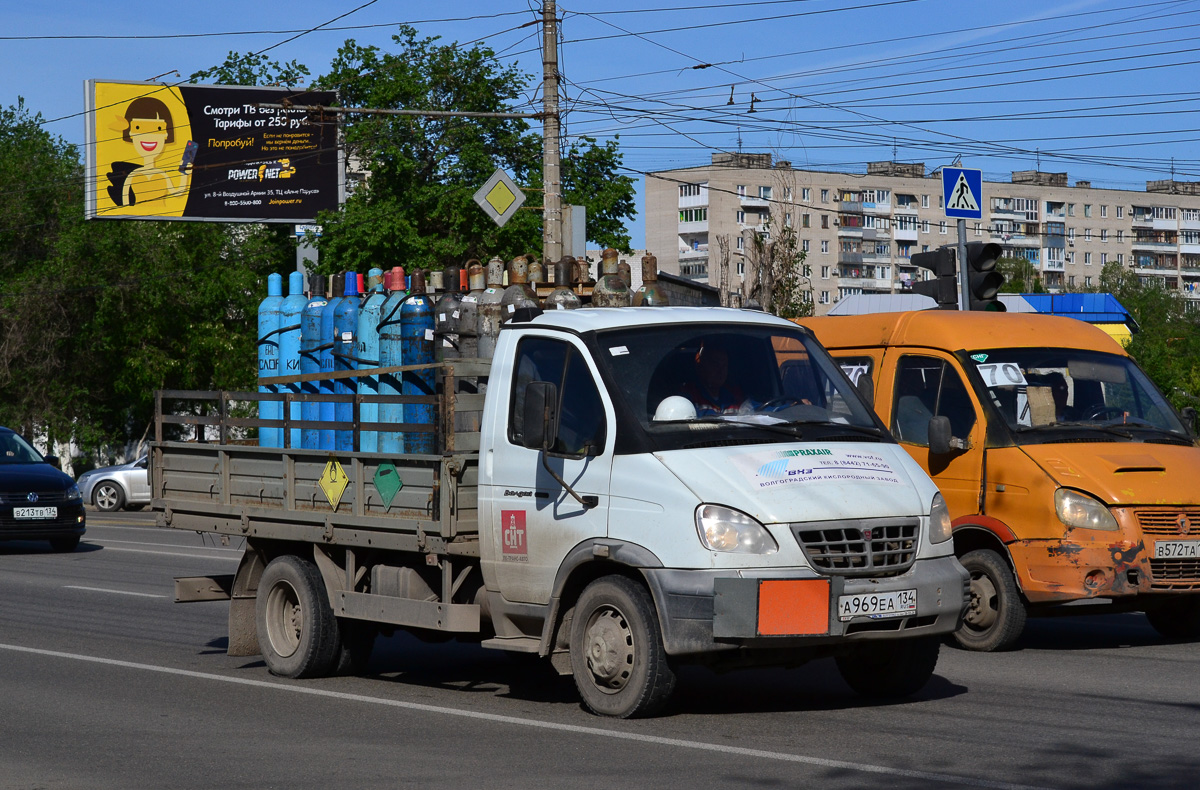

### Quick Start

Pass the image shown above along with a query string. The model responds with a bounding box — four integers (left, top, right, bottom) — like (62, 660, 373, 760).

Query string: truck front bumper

(643, 555, 968, 657)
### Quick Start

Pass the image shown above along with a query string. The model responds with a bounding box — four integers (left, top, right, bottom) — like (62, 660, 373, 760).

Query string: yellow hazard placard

(319, 457, 350, 511)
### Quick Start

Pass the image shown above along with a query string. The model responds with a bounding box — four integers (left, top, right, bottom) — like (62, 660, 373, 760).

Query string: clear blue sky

(6, 0, 1199, 249)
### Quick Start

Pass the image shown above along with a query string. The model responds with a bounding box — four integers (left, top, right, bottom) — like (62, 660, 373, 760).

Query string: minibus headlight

(1055, 489, 1119, 531)
(929, 493, 952, 544)
(695, 505, 778, 554)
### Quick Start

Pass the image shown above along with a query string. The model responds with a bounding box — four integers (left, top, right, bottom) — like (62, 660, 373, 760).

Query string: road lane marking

(88, 546, 241, 561)
(88, 538, 241, 553)
(63, 586, 166, 598)
(0, 642, 1049, 790)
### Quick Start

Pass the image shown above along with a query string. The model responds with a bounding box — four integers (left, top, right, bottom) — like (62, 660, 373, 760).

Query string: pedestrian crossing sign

(942, 167, 982, 220)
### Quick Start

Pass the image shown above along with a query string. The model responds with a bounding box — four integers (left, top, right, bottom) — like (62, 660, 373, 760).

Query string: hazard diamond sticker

(319, 456, 350, 511)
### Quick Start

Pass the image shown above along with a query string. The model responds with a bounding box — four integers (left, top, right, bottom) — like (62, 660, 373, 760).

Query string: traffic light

(964, 242, 1006, 312)
(910, 246, 957, 309)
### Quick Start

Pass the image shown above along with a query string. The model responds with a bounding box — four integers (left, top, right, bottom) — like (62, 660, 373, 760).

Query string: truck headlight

(696, 505, 778, 554)
(929, 493, 952, 544)
(66, 484, 82, 502)
(1055, 489, 1118, 531)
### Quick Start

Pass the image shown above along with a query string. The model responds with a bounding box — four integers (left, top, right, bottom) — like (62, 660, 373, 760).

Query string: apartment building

(646, 153, 1200, 314)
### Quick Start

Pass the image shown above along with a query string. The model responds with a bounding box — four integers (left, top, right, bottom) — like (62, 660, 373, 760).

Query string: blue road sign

(942, 167, 983, 220)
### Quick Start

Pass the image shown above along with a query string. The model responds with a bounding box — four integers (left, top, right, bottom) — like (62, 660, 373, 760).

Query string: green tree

(189, 52, 311, 88)
(310, 27, 636, 271)
(996, 255, 1043, 293)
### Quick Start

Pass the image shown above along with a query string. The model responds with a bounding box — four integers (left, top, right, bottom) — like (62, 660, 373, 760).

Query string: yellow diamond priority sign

(319, 456, 350, 511)
(474, 169, 526, 228)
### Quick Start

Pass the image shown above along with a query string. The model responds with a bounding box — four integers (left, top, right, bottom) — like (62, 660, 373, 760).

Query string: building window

(1068, 275, 1075, 287)
(1117, 206, 1124, 218)
(736, 236, 744, 251)
(821, 265, 829, 279)
(801, 239, 810, 252)
(1084, 204, 1092, 218)
(784, 187, 793, 201)
(679, 208, 707, 222)
(939, 221, 947, 235)
(1117, 230, 1124, 242)
(820, 189, 829, 203)
(1101, 205, 1108, 218)
(736, 185, 746, 197)
(1084, 229, 1092, 241)
(938, 195, 944, 208)
(1067, 252, 1075, 264)
(678, 183, 702, 198)
(921, 220, 930, 233)
(974, 222, 982, 236)
(1100, 229, 1107, 242)
(821, 215, 829, 229)
(921, 194, 929, 208)
(737, 261, 745, 275)
(1085, 276, 1093, 287)
(1068, 228, 1075, 241)
(1117, 254, 1123, 265)
(1154, 206, 1178, 220)
(1068, 203, 1075, 217)
(802, 213, 810, 228)
(759, 186, 773, 201)
(802, 188, 811, 202)
(1084, 252, 1092, 265)
(736, 210, 745, 224)
(819, 291, 830, 304)
(785, 212, 792, 228)
(1101, 253, 1108, 265)
(821, 240, 829, 254)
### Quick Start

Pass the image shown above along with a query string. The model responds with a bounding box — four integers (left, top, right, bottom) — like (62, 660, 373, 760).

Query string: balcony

(678, 220, 708, 234)
(739, 194, 770, 209)
(838, 200, 863, 213)
(1131, 238, 1177, 250)
(837, 224, 864, 237)
(679, 262, 709, 280)
(893, 226, 918, 242)
(862, 201, 892, 215)
(837, 252, 864, 265)
(1042, 259, 1065, 272)
(992, 232, 1039, 247)
(679, 245, 709, 261)
(837, 276, 893, 292)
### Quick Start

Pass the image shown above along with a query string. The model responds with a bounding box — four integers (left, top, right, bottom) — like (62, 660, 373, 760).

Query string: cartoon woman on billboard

(104, 97, 193, 208)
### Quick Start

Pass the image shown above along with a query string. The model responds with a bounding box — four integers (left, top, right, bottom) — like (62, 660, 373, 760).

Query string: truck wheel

(1145, 596, 1200, 639)
(569, 575, 676, 718)
(93, 481, 124, 512)
(256, 555, 340, 678)
(955, 549, 1026, 652)
(835, 636, 940, 698)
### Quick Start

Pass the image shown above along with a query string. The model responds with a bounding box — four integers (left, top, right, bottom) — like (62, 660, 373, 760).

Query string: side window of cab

(891, 356, 977, 446)
(508, 336, 607, 456)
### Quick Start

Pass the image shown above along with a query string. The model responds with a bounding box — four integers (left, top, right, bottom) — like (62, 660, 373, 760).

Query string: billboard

(85, 80, 342, 223)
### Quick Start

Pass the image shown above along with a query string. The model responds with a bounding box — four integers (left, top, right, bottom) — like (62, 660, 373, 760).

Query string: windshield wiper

(692, 417, 804, 440)
(1018, 422, 1134, 440)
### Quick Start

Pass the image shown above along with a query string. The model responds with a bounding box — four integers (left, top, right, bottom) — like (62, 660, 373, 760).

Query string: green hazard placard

(374, 463, 403, 509)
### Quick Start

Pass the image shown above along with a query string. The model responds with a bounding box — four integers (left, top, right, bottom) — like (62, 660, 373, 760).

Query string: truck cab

(800, 310, 1200, 650)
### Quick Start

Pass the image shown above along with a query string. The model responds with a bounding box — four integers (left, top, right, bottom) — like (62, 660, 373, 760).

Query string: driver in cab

(681, 345, 744, 416)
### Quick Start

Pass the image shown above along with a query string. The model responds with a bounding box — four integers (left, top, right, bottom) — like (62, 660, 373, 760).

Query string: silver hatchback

(76, 456, 151, 512)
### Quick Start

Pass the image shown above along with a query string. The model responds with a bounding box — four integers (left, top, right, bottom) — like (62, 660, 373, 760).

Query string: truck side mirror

(521, 381, 559, 451)
(928, 416, 953, 456)
(43, 455, 61, 470)
(855, 374, 875, 409)
(1182, 406, 1197, 436)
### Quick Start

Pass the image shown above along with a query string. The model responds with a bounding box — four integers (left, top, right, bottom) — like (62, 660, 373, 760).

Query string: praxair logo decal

(733, 448, 903, 489)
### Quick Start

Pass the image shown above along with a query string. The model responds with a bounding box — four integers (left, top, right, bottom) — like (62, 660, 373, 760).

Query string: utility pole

(542, 0, 562, 263)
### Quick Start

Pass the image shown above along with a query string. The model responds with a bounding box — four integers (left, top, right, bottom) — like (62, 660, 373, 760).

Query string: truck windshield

(0, 432, 45, 464)
(967, 347, 1190, 442)
(596, 324, 882, 449)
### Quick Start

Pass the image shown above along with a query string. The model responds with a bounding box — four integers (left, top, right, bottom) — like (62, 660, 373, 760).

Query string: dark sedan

(0, 428, 85, 552)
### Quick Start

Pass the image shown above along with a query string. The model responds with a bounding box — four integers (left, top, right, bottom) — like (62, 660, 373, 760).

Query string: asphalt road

(1, 509, 1198, 790)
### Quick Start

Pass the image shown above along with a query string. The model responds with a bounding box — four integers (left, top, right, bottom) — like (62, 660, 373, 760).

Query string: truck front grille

(1134, 507, 1200, 536)
(791, 518, 919, 577)
(1130, 507, 1200, 589)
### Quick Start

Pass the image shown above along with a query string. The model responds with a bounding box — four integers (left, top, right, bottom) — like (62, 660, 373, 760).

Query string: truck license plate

(14, 506, 57, 519)
(837, 589, 916, 621)
(1154, 541, 1200, 559)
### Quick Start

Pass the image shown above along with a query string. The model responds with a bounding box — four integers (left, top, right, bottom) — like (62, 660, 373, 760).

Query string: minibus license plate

(14, 506, 57, 519)
(1154, 541, 1200, 559)
(837, 589, 916, 621)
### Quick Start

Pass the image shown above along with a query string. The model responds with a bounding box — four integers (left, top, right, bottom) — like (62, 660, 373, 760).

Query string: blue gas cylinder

(333, 272, 360, 452)
(300, 273, 328, 449)
(377, 266, 408, 454)
(401, 271, 436, 455)
(279, 271, 307, 448)
(319, 273, 346, 450)
(257, 273, 284, 448)
(357, 268, 385, 453)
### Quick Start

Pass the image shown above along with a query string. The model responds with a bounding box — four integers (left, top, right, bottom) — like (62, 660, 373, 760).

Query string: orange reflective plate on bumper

(757, 579, 831, 636)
